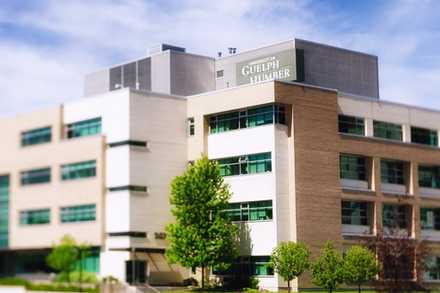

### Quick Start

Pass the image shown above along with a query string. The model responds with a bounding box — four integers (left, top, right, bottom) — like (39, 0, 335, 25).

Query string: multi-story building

(1, 38, 440, 291)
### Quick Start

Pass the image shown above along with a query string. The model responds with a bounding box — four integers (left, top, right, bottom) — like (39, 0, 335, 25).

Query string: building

(1, 38, 439, 291)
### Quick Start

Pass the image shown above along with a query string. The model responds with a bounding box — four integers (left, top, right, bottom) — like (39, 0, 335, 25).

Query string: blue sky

(0, 0, 439, 117)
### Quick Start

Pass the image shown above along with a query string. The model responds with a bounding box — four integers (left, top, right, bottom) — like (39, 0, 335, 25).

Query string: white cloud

(0, 0, 439, 117)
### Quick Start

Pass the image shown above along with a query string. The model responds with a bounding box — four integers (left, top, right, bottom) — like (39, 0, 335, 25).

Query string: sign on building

(236, 49, 296, 86)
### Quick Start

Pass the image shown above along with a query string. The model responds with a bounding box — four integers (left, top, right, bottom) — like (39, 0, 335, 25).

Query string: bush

(28, 283, 98, 292)
(0, 277, 31, 287)
(55, 271, 98, 283)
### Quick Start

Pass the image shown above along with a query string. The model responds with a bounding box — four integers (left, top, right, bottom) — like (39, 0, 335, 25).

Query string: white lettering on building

(240, 56, 291, 84)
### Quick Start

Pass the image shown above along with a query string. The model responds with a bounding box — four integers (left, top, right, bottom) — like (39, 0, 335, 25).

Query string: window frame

(21, 126, 52, 147)
(411, 126, 438, 147)
(341, 201, 370, 226)
(373, 120, 403, 141)
(61, 160, 97, 181)
(224, 200, 273, 222)
(338, 115, 365, 136)
(381, 159, 405, 185)
(19, 208, 50, 225)
(66, 117, 102, 139)
(339, 154, 367, 181)
(20, 167, 51, 186)
(419, 165, 440, 189)
(60, 204, 96, 223)
(217, 152, 272, 177)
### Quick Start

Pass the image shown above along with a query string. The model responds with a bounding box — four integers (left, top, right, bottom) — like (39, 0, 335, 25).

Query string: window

(216, 70, 224, 78)
(20, 209, 50, 225)
(61, 204, 96, 223)
(340, 154, 366, 181)
(341, 201, 369, 226)
(187, 117, 195, 136)
(421, 208, 440, 231)
(383, 204, 409, 229)
(20, 168, 51, 186)
(108, 185, 147, 192)
(209, 104, 285, 134)
(61, 160, 96, 181)
(425, 256, 440, 281)
(66, 118, 101, 139)
(381, 159, 405, 185)
(419, 165, 440, 189)
(373, 121, 402, 141)
(21, 127, 51, 146)
(224, 200, 272, 222)
(411, 127, 438, 146)
(214, 256, 274, 276)
(75, 251, 100, 273)
(338, 115, 364, 136)
(217, 152, 272, 176)
(0, 175, 9, 248)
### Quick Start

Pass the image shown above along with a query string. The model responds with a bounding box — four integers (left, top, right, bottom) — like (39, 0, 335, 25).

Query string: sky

(0, 0, 439, 117)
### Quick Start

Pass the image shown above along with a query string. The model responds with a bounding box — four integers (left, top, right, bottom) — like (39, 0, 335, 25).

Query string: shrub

(0, 277, 31, 287)
(55, 271, 98, 283)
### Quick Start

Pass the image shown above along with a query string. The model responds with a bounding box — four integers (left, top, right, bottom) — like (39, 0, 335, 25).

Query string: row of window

(224, 200, 273, 222)
(20, 161, 97, 186)
(20, 118, 102, 147)
(342, 200, 440, 231)
(340, 153, 440, 189)
(339, 114, 439, 147)
(19, 204, 96, 225)
(218, 152, 272, 177)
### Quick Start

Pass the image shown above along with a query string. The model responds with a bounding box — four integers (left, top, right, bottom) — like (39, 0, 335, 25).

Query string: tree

(76, 242, 92, 292)
(311, 241, 344, 293)
(365, 228, 430, 293)
(47, 235, 78, 283)
(343, 245, 379, 293)
(270, 242, 310, 293)
(165, 156, 239, 288)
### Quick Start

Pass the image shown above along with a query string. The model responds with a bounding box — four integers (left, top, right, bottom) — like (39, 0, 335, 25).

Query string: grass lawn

(163, 290, 438, 293)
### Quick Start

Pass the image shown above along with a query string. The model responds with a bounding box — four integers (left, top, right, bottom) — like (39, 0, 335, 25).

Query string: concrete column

(402, 123, 411, 143)
(365, 118, 374, 137)
(411, 161, 421, 239)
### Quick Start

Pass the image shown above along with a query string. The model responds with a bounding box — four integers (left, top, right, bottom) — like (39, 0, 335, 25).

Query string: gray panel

(123, 62, 137, 89)
(109, 66, 122, 91)
(295, 39, 379, 98)
(170, 51, 215, 96)
(151, 51, 171, 94)
(137, 58, 151, 91)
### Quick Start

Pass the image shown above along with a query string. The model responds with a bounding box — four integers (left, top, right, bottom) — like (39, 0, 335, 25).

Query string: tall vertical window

(381, 159, 405, 185)
(411, 127, 438, 146)
(419, 165, 440, 189)
(224, 200, 272, 222)
(20, 209, 50, 225)
(420, 208, 440, 231)
(338, 115, 365, 136)
(383, 204, 409, 229)
(217, 153, 272, 176)
(21, 127, 52, 147)
(61, 160, 96, 181)
(0, 175, 9, 248)
(373, 121, 402, 141)
(66, 118, 101, 139)
(20, 168, 51, 185)
(187, 117, 195, 136)
(209, 104, 285, 134)
(61, 204, 96, 223)
(341, 201, 369, 226)
(339, 154, 366, 181)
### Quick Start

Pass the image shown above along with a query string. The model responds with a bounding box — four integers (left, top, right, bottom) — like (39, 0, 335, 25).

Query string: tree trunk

(201, 266, 205, 289)
(358, 283, 361, 293)
(287, 279, 291, 293)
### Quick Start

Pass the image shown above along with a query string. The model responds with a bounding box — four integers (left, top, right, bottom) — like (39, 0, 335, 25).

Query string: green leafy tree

(165, 156, 238, 288)
(311, 241, 344, 293)
(47, 235, 78, 283)
(343, 245, 379, 293)
(270, 242, 310, 293)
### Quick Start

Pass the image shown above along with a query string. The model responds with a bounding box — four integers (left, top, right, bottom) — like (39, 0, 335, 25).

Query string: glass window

(425, 256, 440, 281)
(209, 104, 285, 134)
(20, 168, 51, 185)
(421, 208, 440, 231)
(419, 165, 440, 189)
(340, 154, 366, 181)
(383, 204, 409, 229)
(224, 200, 272, 222)
(61, 160, 96, 181)
(381, 159, 405, 185)
(75, 251, 100, 273)
(216, 70, 224, 78)
(341, 201, 369, 226)
(187, 118, 195, 136)
(252, 256, 273, 276)
(411, 127, 438, 146)
(20, 209, 50, 225)
(66, 118, 101, 139)
(61, 204, 96, 223)
(217, 152, 271, 177)
(213, 256, 274, 276)
(0, 175, 9, 248)
(21, 127, 52, 147)
(373, 121, 402, 141)
(338, 115, 364, 136)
